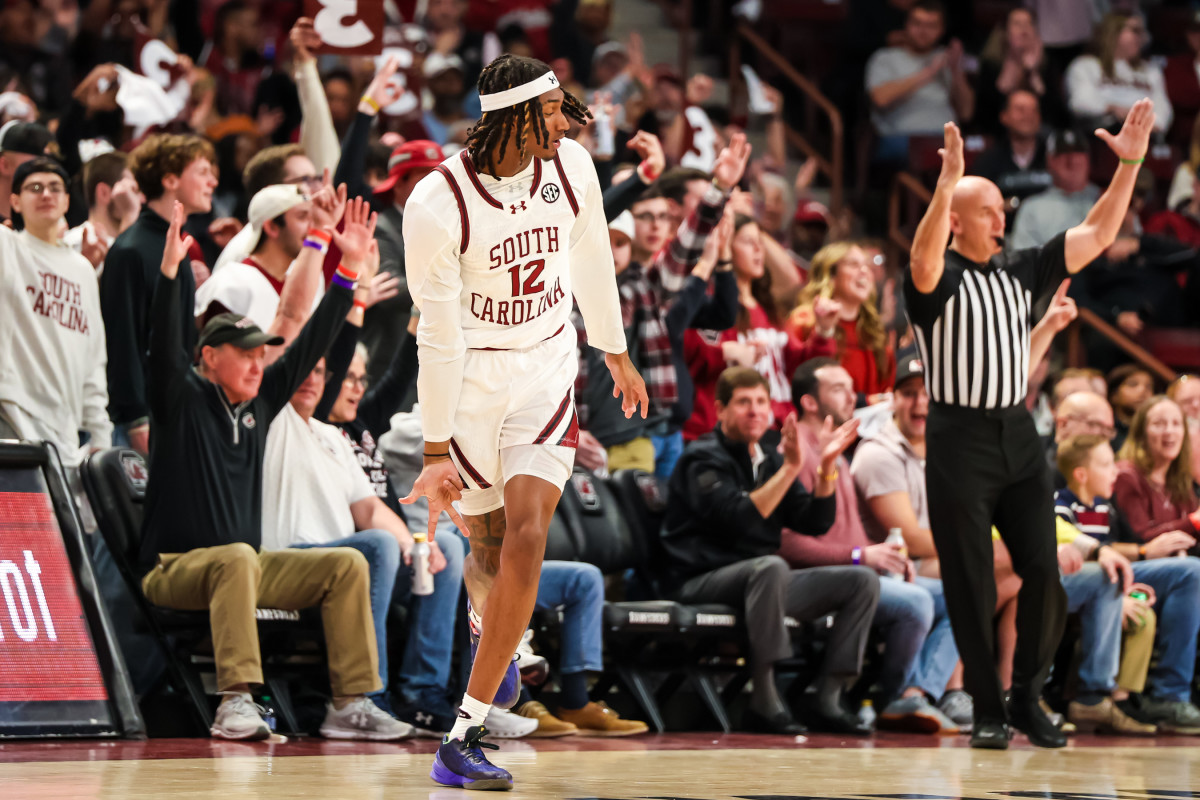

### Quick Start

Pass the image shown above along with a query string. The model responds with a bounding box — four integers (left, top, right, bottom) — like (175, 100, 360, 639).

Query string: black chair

(81, 448, 323, 735)
(556, 467, 744, 732)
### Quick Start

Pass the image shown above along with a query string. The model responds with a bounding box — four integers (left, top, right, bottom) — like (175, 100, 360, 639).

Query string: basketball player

(402, 55, 648, 790)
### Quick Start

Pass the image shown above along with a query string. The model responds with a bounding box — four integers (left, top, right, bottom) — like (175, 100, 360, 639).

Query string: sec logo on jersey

(541, 183, 560, 203)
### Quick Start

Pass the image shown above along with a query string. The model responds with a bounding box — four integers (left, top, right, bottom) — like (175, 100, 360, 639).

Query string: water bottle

(260, 695, 277, 732)
(412, 532, 433, 596)
(858, 699, 876, 728)
(593, 103, 615, 158)
(885, 527, 907, 579)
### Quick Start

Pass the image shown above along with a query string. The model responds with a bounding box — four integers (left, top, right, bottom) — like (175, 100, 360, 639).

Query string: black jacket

(660, 426, 835, 588)
(100, 206, 196, 426)
(139, 270, 353, 569)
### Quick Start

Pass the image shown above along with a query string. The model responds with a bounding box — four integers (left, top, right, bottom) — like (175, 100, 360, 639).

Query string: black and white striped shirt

(903, 232, 1068, 410)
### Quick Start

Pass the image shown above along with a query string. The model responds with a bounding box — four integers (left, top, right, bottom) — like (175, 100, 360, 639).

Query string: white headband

(479, 71, 560, 113)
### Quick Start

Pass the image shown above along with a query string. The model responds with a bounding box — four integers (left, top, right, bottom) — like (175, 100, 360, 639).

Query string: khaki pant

(142, 543, 381, 696)
(1117, 607, 1156, 694)
(606, 437, 655, 473)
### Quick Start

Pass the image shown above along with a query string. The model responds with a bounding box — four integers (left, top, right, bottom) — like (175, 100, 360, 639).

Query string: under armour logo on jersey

(541, 184, 560, 203)
(510, 201, 527, 214)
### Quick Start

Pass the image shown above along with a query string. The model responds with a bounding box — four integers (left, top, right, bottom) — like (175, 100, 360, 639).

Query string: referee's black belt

(930, 401, 1028, 421)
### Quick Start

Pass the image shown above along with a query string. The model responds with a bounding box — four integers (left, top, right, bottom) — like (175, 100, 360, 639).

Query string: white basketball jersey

(405, 139, 593, 352)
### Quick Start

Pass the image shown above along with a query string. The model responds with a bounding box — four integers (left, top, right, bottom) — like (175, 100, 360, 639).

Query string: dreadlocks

(465, 55, 592, 176)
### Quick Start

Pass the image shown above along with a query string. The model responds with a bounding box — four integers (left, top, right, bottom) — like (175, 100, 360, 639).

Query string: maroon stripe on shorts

(450, 438, 491, 489)
(534, 391, 572, 445)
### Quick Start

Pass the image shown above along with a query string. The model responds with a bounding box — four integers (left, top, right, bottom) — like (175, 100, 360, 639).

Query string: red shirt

(1112, 461, 1199, 542)
(787, 315, 896, 398)
(683, 304, 835, 440)
(1144, 210, 1200, 250)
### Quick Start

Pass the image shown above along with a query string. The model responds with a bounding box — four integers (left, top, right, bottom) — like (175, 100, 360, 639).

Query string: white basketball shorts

(448, 326, 579, 516)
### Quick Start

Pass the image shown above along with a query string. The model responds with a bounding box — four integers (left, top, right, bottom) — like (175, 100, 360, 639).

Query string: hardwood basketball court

(1, 733, 1197, 799)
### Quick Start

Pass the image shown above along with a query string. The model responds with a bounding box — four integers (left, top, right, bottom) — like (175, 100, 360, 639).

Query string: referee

(905, 99, 1156, 749)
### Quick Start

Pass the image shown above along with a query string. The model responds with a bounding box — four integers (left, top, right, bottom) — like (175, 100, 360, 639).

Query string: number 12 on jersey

(507, 259, 545, 298)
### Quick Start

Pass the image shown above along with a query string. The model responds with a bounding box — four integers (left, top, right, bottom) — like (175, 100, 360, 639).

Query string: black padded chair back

(543, 511, 580, 562)
(81, 448, 150, 580)
(558, 467, 637, 575)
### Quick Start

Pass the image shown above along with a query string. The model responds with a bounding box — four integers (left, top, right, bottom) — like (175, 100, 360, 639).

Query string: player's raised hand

(604, 351, 649, 419)
(401, 459, 467, 539)
(160, 201, 194, 279)
(331, 195, 378, 271)
(1096, 97, 1156, 162)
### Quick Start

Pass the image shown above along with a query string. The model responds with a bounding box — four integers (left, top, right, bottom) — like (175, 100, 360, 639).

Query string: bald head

(1055, 391, 1115, 442)
(949, 177, 1007, 262)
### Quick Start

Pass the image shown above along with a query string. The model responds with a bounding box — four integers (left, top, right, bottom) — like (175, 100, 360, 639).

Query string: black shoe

(970, 719, 1012, 749)
(801, 694, 872, 736)
(395, 704, 456, 740)
(1009, 699, 1067, 748)
(743, 707, 807, 735)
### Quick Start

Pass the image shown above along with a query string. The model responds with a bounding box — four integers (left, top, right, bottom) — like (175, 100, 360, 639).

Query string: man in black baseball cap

(198, 312, 286, 350)
(1010, 127, 1100, 250)
(0, 120, 53, 223)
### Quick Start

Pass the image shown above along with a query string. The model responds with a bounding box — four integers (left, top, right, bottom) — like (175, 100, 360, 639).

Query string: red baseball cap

(793, 199, 831, 226)
(374, 140, 446, 195)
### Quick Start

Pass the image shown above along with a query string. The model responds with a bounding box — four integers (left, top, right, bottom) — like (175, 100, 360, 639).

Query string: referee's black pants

(925, 402, 1067, 724)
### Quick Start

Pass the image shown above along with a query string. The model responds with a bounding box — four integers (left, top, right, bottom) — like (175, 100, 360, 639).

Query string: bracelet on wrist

(851, 547, 862, 566)
(1120, 156, 1145, 165)
(352, 299, 367, 311)
(361, 95, 381, 113)
(817, 465, 838, 482)
(331, 273, 357, 292)
(637, 160, 662, 184)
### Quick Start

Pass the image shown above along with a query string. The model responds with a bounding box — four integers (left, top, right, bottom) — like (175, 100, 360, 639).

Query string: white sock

(448, 693, 492, 740)
(468, 606, 484, 637)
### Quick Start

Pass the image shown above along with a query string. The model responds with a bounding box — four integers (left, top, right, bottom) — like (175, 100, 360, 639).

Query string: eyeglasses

(21, 182, 66, 196)
(1065, 416, 1116, 439)
(633, 212, 672, 224)
(343, 374, 370, 390)
(284, 175, 323, 191)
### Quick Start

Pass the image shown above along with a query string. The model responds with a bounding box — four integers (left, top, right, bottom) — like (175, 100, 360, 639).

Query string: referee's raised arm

(1063, 98, 1157, 273)
(909, 122, 964, 294)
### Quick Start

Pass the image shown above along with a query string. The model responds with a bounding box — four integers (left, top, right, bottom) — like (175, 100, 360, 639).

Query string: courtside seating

(81, 448, 324, 735)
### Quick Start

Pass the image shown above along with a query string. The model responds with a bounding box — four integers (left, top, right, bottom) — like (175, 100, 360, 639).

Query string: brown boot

(515, 701, 579, 738)
(1068, 697, 1157, 736)
(556, 701, 649, 737)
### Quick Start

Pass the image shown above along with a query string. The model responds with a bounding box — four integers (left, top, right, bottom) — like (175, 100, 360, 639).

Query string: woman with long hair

(1065, 13, 1172, 133)
(977, 7, 1051, 132)
(1110, 395, 1200, 732)
(788, 241, 895, 404)
(1114, 396, 1200, 548)
(683, 214, 836, 440)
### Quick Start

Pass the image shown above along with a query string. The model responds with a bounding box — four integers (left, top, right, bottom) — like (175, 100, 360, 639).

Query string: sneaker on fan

(210, 693, 270, 741)
(320, 696, 415, 740)
(515, 629, 549, 685)
(484, 705, 539, 738)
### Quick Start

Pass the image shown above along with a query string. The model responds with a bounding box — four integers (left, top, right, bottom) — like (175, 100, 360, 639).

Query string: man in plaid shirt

(574, 134, 752, 477)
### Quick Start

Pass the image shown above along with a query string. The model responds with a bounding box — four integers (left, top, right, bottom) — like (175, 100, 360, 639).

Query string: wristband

(1187, 509, 1200, 532)
(334, 263, 360, 283)
(331, 273, 356, 291)
(424, 450, 450, 458)
(302, 238, 329, 254)
(817, 465, 838, 482)
(1138, 545, 1147, 561)
(361, 95, 381, 113)
(352, 299, 367, 311)
(1119, 157, 1145, 165)
(307, 228, 332, 244)
(637, 160, 662, 184)
(851, 547, 862, 566)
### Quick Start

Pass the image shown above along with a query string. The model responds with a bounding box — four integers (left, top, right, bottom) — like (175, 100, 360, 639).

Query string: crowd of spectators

(4, 0, 1200, 742)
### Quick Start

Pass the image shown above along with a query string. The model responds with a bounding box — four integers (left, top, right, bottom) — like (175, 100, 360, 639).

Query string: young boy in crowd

(1055, 434, 1200, 734)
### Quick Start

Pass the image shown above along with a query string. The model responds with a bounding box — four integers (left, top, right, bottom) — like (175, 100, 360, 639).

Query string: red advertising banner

(0, 492, 109, 702)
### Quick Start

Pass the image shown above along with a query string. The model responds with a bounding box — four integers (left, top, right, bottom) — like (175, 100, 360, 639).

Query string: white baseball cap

(248, 184, 309, 234)
(608, 210, 634, 242)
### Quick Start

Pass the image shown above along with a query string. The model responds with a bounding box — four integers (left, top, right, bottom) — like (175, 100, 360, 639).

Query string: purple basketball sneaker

(468, 603, 520, 709)
(430, 725, 513, 791)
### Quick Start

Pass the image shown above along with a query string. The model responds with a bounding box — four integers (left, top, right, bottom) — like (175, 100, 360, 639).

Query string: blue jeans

(1131, 557, 1200, 702)
(536, 561, 605, 674)
(874, 576, 959, 701)
(1061, 563, 1124, 695)
(292, 529, 464, 710)
(650, 431, 685, 482)
(395, 531, 464, 713)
